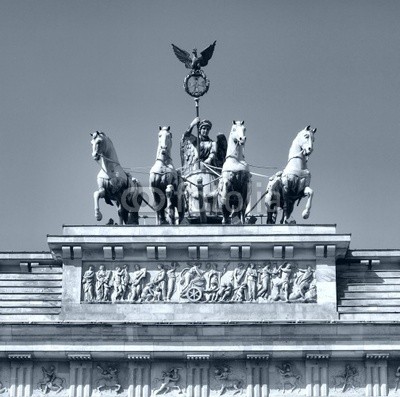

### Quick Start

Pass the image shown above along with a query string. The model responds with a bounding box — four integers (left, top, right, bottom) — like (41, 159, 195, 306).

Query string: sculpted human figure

(231, 284, 247, 302)
(204, 263, 228, 302)
(245, 263, 258, 301)
(278, 262, 293, 301)
(130, 264, 147, 301)
(38, 365, 64, 394)
(82, 265, 96, 302)
(289, 266, 315, 301)
(166, 262, 179, 301)
(154, 368, 183, 395)
(181, 117, 217, 170)
(96, 365, 121, 393)
(180, 263, 203, 298)
(96, 265, 111, 301)
(217, 280, 234, 302)
(232, 263, 247, 293)
(112, 266, 124, 301)
(153, 264, 168, 301)
(257, 262, 277, 299)
(395, 366, 400, 391)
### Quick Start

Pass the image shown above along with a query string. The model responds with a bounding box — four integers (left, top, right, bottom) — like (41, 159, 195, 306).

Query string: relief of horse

(91, 131, 142, 225)
(265, 125, 316, 224)
(150, 126, 184, 225)
(218, 121, 252, 224)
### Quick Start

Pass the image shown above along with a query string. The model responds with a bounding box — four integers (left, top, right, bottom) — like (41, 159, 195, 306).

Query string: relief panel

(81, 261, 317, 304)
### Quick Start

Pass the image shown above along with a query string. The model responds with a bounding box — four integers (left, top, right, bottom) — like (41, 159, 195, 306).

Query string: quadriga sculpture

(150, 126, 184, 225)
(218, 121, 252, 224)
(265, 125, 317, 224)
(91, 131, 142, 224)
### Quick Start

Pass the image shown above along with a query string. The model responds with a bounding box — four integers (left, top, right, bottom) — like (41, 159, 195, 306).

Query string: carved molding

(306, 354, 330, 360)
(365, 354, 389, 360)
(246, 354, 270, 360)
(186, 354, 210, 360)
(127, 354, 151, 361)
(67, 353, 92, 360)
(8, 353, 32, 360)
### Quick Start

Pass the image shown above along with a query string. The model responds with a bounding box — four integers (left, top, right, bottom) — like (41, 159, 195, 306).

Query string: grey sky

(0, 1, 399, 251)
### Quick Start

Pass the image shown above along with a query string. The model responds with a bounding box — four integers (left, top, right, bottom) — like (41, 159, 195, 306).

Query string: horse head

(294, 125, 317, 159)
(230, 121, 246, 146)
(157, 126, 172, 161)
(91, 131, 108, 161)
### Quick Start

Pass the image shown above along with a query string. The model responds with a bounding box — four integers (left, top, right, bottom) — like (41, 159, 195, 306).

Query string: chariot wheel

(187, 286, 202, 302)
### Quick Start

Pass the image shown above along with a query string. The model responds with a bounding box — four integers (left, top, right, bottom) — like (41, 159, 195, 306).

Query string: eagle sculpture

(172, 41, 216, 71)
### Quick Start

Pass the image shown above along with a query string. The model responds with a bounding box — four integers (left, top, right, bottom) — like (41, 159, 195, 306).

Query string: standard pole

(194, 97, 200, 169)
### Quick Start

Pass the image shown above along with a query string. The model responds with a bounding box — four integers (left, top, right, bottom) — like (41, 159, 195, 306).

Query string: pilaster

(68, 354, 92, 397)
(186, 355, 210, 397)
(8, 354, 33, 397)
(246, 354, 270, 397)
(365, 354, 389, 397)
(127, 355, 151, 397)
(305, 354, 330, 397)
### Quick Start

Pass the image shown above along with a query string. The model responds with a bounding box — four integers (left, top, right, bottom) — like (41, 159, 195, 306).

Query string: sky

(0, 0, 399, 251)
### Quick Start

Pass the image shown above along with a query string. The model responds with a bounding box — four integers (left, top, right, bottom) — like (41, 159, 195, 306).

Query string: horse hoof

(96, 212, 103, 221)
(302, 210, 310, 219)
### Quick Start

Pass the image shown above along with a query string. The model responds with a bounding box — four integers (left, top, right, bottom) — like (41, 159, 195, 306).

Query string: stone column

(305, 354, 330, 397)
(365, 354, 389, 397)
(127, 355, 152, 397)
(246, 354, 270, 397)
(68, 354, 92, 397)
(186, 355, 210, 397)
(8, 354, 33, 397)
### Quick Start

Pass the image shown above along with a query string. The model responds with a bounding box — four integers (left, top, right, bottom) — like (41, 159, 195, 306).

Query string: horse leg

(118, 205, 127, 225)
(94, 188, 105, 221)
(302, 187, 313, 219)
(219, 177, 231, 224)
(283, 199, 296, 224)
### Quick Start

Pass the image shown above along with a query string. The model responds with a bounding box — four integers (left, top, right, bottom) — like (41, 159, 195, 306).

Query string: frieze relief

(81, 261, 317, 304)
(3, 360, 400, 396)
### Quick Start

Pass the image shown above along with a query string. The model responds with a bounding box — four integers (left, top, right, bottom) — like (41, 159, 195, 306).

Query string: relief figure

(96, 365, 121, 393)
(38, 365, 65, 394)
(166, 262, 179, 301)
(96, 265, 111, 301)
(277, 363, 301, 393)
(332, 364, 358, 393)
(82, 265, 96, 302)
(153, 368, 183, 395)
(214, 365, 243, 395)
(129, 264, 147, 302)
